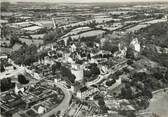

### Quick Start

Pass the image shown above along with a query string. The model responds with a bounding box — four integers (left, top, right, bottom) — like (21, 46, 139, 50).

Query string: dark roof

(80, 86, 88, 92)
(8, 98, 24, 108)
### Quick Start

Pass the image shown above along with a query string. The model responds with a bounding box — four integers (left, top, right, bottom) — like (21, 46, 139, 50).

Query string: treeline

(1, 74, 29, 92)
(138, 22, 168, 48)
(10, 44, 49, 66)
(10, 44, 44, 66)
(118, 67, 168, 110)
(1, 2, 10, 12)
(121, 22, 168, 67)
(43, 20, 106, 44)
(139, 22, 168, 67)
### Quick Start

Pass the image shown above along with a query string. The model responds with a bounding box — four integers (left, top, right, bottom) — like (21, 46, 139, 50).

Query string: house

(70, 44, 77, 53)
(0, 54, 8, 59)
(37, 106, 46, 114)
(114, 43, 127, 58)
(4, 63, 14, 72)
(43, 56, 54, 65)
(129, 38, 140, 52)
(129, 38, 141, 58)
(77, 86, 99, 99)
(100, 38, 106, 47)
(105, 99, 120, 110)
(71, 64, 84, 81)
(100, 65, 108, 75)
(12, 43, 22, 51)
(0, 40, 11, 47)
(108, 78, 122, 91)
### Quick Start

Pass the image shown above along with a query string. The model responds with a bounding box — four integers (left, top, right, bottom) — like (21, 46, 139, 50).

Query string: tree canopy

(11, 44, 38, 65)
(18, 74, 29, 84)
(1, 78, 15, 92)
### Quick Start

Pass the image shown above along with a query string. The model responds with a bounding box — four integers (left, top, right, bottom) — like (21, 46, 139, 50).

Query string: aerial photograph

(0, 0, 168, 117)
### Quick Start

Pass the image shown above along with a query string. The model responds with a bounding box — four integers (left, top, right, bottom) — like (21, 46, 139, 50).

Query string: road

(10, 60, 72, 117)
(41, 82, 72, 117)
(86, 60, 128, 86)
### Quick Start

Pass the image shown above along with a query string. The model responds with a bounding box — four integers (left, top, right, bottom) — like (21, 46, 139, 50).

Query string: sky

(2, 0, 168, 3)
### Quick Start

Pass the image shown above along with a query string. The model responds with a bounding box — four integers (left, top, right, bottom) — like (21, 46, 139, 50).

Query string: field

(62, 18, 114, 29)
(62, 27, 92, 37)
(79, 30, 105, 37)
(19, 38, 43, 46)
(145, 91, 168, 117)
(125, 24, 148, 33)
(0, 47, 12, 54)
(62, 30, 105, 40)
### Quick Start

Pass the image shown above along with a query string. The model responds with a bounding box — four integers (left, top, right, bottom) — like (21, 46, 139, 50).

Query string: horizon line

(1, 1, 168, 3)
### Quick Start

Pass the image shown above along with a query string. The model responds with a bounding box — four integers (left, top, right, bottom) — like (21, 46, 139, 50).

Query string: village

(1, 1, 168, 117)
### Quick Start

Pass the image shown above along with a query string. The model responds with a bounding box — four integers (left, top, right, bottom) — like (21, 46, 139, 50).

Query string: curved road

(10, 60, 72, 117)
(86, 63, 128, 86)
(42, 82, 72, 117)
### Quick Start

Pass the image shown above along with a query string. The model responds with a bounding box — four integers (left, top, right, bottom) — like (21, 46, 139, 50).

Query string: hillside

(132, 22, 168, 67)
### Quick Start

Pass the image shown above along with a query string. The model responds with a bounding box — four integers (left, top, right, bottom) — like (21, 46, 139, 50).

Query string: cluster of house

(0, 78, 65, 117)
(66, 97, 101, 117)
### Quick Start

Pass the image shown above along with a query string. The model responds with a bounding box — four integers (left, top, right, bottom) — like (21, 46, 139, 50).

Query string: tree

(126, 111, 136, 117)
(105, 79, 116, 87)
(143, 89, 153, 99)
(93, 94, 103, 100)
(98, 99, 105, 106)
(102, 39, 118, 52)
(121, 87, 127, 98)
(126, 48, 135, 59)
(80, 36, 100, 47)
(67, 36, 73, 45)
(139, 98, 149, 109)
(43, 31, 56, 43)
(51, 62, 61, 75)
(38, 27, 48, 34)
(1, 65, 5, 72)
(69, 74, 76, 84)
(52, 64, 57, 75)
(8, 16, 16, 23)
(61, 66, 76, 83)
(10, 35, 20, 46)
(18, 74, 29, 84)
(11, 44, 38, 65)
(23, 55, 36, 66)
(1, 2, 10, 12)
(127, 59, 133, 65)
(133, 72, 147, 82)
(91, 65, 100, 75)
(0, 78, 13, 92)
(153, 72, 164, 80)
(84, 70, 92, 78)
(165, 70, 168, 80)
(121, 84, 133, 99)
(38, 51, 48, 59)
(101, 106, 108, 114)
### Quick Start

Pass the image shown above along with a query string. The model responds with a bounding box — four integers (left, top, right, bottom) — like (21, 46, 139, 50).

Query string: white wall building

(77, 87, 99, 99)
(129, 38, 140, 52)
(71, 64, 84, 81)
